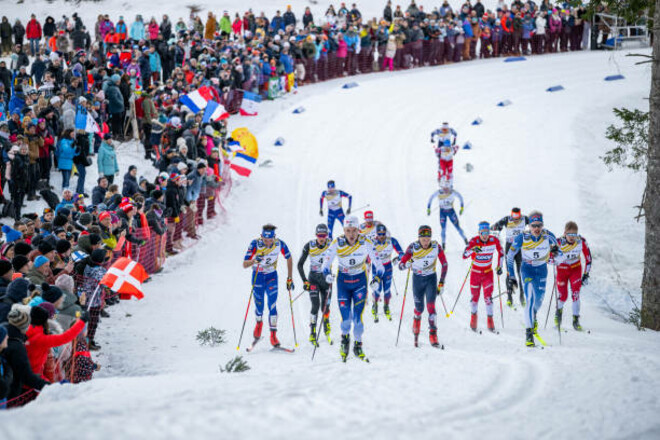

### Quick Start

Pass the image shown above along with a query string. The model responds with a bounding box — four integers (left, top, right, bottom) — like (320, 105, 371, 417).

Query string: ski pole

(553, 266, 562, 345)
(350, 203, 370, 214)
(395, 267, 412, 347)
(291, 291, 305, 304)
(287, 286, 299, 348)
(450, 261, 473, 315)
(236, 266, 259, 351)
(544, 267, 558, 330)
(438, 286, 449, 317)
(312, 284, 332, 361)
(497, 274, 504, 329)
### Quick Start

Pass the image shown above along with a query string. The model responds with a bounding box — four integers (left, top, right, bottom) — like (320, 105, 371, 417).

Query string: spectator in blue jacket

(130, 15, 145, 41)
(55, 128, 78, 190)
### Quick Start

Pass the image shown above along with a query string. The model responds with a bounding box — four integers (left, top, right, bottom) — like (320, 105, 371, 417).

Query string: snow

(2, 43, 660, 439)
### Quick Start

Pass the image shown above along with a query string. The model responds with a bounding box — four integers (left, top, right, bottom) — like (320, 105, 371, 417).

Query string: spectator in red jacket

(25, 14, 42, 57)
(25, 303, 85, 379)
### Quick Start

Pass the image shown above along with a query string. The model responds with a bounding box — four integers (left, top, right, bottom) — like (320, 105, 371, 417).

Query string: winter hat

(151, 189, 163, 200)
(34, 255, 50, 269)
(38, 241, 55, 255)
(89, 234, 102, 246)
(121, 203, 135, 214)
(177, 162, 188, 172)
(59, 207, 71, 218)
(56, 239, 72, 254)
(0, 325, 7, 343)
(54, 274, 74, 294)
(13, 242, 33, 257)
(53, 215, 69, 228)
(0, 260, 13, 277)
(6, 278, 30, 302)
(2, 225, 23, 243)
(41, 283, 64, 304)
(98, 211, 111, 222)
(39, 302, 56, 319)
(128, 165, 137, 173)
(91, 248, 107, 264)
(79, 212, 93, 226)
(11, 255, 30, 272)
(8, 304, 30, 332)
(30, 303, 50, 326)
(1, 242, 15, 258)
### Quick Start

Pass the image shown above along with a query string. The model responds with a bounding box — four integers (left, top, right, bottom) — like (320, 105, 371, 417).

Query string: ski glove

(346, 207, 351, 215)
(369, 276, 381, 290)
(319, 209, 323, 217)
(286, 277, 294, 291)
(459, 206, 464, 215)
(325, 274, 335, 284)
(398, 258, 413, 271)
(392, 255, 401, 265)
(581, 273, 589, 286)
(426, 208, 431, 216)
(472, 246, 482, 254)
(437, 281, 444, 294)
(303, 281, 311, 291)
(254, 255, 263, 263)
(549, 244, 559, 258)
(496, 266, 502, 276)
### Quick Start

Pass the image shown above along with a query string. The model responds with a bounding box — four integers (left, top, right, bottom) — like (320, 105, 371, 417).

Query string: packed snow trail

(2, 51, 659, 440)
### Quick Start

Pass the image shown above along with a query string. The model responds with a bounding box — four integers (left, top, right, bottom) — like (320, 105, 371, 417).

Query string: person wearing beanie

(1, 225, 23, 244)
(122, 165, 139, 198)
(0, 278, 31, 324)
(41, 283, 65, 309)
(38, 241, 55, 259)
(0, 260, 15, 297)
(11, 255, 31, 275)
(78, 212, 93, 228)
(0, 324, 10, 403)
(26, 302, 85, 379)
(53, 214, 69, 229)
(3, 304, 49, 402)
(13, 242, 33, 257)
(53, 240, 73, 277)
(27, 255, 51, 285)
(54, 274, 81, 329)
(79, 248, 109, 350)
(1, 242, 16, 260)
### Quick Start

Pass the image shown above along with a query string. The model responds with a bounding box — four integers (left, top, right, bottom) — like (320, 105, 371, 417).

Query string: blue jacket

(185, 170, 205, 202)
(270, 16, 284, 33)
(462, 20, 474, 38)
(149, 51, 162, 72)
(130, 21, 145, 40)
(56, 138, 78, 171)
(280, 53, 293, 74)
(106, 83, 124, 114)
(344, 33, 359, 51)
(97, 141, 119, 176)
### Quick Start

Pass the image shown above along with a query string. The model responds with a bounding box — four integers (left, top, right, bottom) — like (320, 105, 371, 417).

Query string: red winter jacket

(26, 19, 42, 39)
(25, 320, 85, 378)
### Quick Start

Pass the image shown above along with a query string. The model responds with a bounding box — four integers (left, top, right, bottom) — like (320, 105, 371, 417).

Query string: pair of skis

(245, 337, 295, 353)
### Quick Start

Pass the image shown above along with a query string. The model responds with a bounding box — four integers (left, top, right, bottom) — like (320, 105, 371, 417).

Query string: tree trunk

(641, 0, 660, 330)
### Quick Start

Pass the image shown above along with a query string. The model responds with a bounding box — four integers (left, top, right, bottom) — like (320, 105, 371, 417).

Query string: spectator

(122, 165, 139, 197)
(55, 128, 77, 190)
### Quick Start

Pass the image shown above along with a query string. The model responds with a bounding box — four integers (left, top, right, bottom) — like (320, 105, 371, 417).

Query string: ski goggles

(566, 232, 578, 238)
(316, 233, 328, 239)
(418, 227, 432, 237)
(530, 223, 543, 229)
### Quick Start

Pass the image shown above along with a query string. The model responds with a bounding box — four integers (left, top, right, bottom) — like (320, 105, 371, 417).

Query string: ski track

(2, 50, 660, 439)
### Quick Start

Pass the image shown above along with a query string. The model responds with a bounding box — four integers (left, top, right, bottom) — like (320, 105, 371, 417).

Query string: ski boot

(372, 302, 379, 323)
(270, 329, 280, 347)
(487, 315, 495, 332)
(573, 315, 583, 331)
(413, 317, 421, 347)
(384, 303, 392, 321)
(525, 328, 535, 347)
(309, 324, 319, 347)
(340, 334, 350, 362)
(470, 313, 478, 332)
(554, 308, 563, 327)
(429, 329, 440, 347)
(506, 291, 513, 308)
(253, 321, 263, 339)
(323, 317, 331, 336)
(353, 341, 367, 361)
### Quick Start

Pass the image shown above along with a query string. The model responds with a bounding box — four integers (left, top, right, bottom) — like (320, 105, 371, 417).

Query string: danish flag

(100, 257, 149, 300)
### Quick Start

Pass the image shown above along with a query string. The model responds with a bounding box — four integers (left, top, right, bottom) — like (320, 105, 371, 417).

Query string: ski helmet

(511, 207, 521, 219)
(418, 225, 432, 237)
(478, 221, 490, 234)
(344, 216, 359, 230)
(376, 224, 387, 235)
(315, 224, 329, 236)
(327, 180, 335, 189)
(364, 210, 374, 221)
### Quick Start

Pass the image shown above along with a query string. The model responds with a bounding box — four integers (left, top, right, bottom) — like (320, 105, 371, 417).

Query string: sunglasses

(530, 223, 543, 229)
(419, 230, 432, 237)
(377, 233, 386, 236)
(316, 234, 328, 239)
(566, 233, 578, 237)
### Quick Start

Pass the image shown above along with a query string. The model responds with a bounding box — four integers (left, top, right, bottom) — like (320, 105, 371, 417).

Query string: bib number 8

(349, 258, 356, 266)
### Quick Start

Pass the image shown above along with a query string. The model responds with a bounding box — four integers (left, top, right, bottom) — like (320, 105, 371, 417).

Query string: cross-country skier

(506, 211, 563, 347)
(491, 207, 529, 307)
(297, 224, 333, 347)
(359, 210, 388, 242)
(435, 139, 459, 183)
(556, 221, 592, 331)
(426, 182, 468, 248)
(371, 224, 404, 323)
(319, 180, 352, 238)
(463, 221, 504, 332)
(322, 216, 384, 362)
(398, 225, 448, 348)
(430, 122, 457, 146)
(242, 224, 294, 348)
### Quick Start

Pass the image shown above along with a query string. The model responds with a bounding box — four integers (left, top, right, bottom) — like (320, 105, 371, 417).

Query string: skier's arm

(453, 190, 464, 209)
(297, 242, 310, 283)
(322, 240, 338, 276)
(341, 190, 352, 211)
(319, 191, 325, 212)
(391, 237, 404, 259)
(506, 234, 523, 277)
(242, 240, 259, 268)
(547, 232, 565, 265)
(496, 238, 504, 269)
(437, 247, 448, 283)
(280, 240, 293, 279)
(462, 238, 476, 259)
(582, 237, 592, 275)
(398, 244, 414, 270)
(491, 216, 508, 232)
(367, 240, 385, 278)
(427, 191, 438, 211)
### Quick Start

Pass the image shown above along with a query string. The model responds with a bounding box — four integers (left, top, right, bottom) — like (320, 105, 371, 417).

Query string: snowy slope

(2, 50, 659, 440)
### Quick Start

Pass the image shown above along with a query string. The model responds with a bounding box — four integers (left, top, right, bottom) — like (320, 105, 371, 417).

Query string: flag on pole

(239, 91, 262, 116)
(179, 86, 214, 113)
(85, 112, 100, 133)
(202, 100, 229, 123)
(100, 257, 149, 300)
(230, 152, 257, 177)
(74, 105, 87, 130)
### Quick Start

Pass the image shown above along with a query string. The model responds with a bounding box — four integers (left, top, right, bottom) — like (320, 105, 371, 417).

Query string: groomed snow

(1, 48, 658, 439)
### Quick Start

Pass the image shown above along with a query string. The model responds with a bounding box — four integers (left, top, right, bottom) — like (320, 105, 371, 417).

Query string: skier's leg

(253, 274, 266, 323)
(425, 273, 438, 330)
(469, 272, 481, 315)
(337, 276, 352, 336)
(266, 274, 279, 330)
(532, 267, 548, 319)
(570, 266, 583, 317)
(439, 210, 448, 246)
(521, 266, 535, 329)
(556, 268, 570, 310)
(449, 209, 467, 242)
(352, 276, 368, 342)
(412, 276, 424, 335)
(483, 271, 494, 317)
(382, 265, 393, 306)
(309, 287, 321, 325)
(327, 210, 337, 238)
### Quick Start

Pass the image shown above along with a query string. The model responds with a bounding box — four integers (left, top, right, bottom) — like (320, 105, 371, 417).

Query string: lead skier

(319, 180, 352, 238)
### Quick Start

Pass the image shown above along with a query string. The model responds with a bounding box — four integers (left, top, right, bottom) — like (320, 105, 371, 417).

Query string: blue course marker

(274, 137, 285, 146)
(293, 107, 306, 114)
(504, 57, 527, 62)
(472, 117, 483, 126)
(604, 75, 625, 81)
(547, 85, 565, 92)
(342, 82, 359, 89)
(463, 141, 473, 150)
(497, 99, 512, 107)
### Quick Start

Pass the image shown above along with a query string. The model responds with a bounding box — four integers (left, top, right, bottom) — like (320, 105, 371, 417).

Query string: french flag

(202, 100, 229, 123)
(230, 152, 257, 177)
(179, 86, 214, 113)
(239, 91, 262, 116)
